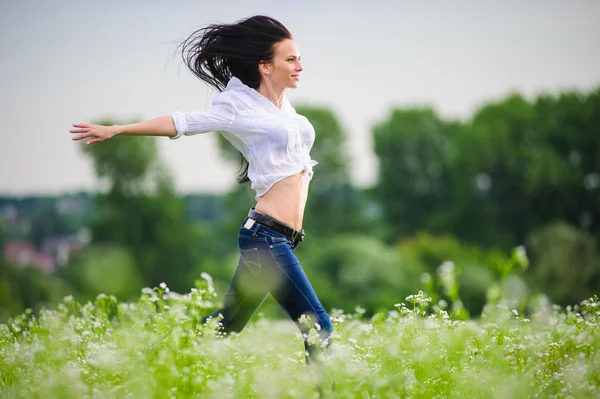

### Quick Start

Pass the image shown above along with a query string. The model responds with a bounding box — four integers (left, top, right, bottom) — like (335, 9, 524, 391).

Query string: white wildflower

(201, 272, 213, 285)
(307, 328, 319, 346)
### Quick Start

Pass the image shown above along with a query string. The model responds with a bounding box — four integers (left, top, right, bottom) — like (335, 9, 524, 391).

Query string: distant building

(3, 239, 56, 274)
(4, 240, 35, 265)
(55, 195, 86, 215)
(41, 232, 87, 267)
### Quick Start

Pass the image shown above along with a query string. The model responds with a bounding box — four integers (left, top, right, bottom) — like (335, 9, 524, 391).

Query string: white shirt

(170, 77, 318, 201)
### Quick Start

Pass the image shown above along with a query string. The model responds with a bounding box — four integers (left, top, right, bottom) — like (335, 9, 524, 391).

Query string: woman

(69, 15, 333, 365)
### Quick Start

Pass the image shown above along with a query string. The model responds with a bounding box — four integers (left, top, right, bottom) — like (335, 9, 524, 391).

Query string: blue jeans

(202, 216, 333, 364)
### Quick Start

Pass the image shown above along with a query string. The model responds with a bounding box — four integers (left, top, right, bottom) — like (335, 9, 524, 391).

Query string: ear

(258, 61, 272, 76)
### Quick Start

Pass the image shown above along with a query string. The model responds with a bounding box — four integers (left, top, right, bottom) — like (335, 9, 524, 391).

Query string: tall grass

(1, 270, 599, 398)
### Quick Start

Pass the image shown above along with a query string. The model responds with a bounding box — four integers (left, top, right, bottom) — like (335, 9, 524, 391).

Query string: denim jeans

(202, 216, 333, 364)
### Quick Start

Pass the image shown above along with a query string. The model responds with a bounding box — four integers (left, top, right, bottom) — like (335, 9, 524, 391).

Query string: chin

(289, 81, 300, 89)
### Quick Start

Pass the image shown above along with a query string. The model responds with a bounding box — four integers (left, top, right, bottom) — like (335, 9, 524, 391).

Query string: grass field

(1, 274, 599, 399)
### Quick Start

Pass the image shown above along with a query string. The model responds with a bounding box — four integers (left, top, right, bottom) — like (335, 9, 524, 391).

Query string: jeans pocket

(269, 235, 289, 247)
(269, 240, 293, 257)
(240, 247, 261, 277)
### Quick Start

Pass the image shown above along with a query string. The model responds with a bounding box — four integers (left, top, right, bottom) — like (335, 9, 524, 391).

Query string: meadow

(3, 84, 600, 398)
(1, 271, 599, 399)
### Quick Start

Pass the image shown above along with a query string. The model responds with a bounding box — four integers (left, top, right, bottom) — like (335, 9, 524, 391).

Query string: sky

(1, 0, 599, 196)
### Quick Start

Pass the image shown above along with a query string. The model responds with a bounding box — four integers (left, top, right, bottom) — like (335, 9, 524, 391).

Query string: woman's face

(262, 39, 303, 89)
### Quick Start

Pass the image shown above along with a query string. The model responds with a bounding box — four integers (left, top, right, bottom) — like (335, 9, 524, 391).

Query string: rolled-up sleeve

(170, 103, 236, 140)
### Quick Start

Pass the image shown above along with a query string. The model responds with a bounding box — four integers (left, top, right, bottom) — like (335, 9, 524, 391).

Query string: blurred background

(1, 0, 599, 322)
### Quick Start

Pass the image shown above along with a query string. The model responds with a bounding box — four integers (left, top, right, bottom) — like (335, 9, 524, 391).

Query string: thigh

(206, 246, 270, 333)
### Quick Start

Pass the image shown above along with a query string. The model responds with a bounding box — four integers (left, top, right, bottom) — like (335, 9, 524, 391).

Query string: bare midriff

(254, 170, 312, 231)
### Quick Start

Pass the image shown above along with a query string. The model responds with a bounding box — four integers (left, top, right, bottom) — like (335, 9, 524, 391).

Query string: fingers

(72, 133, 92, 141)
(69, 123, 95, 135)
(86, 137, 105, 145)
(69, 123, 106, 146)
(69, 123, 91, 139)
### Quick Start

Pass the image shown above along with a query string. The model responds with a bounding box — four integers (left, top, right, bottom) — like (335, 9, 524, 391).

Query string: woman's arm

(70, 103, 235, 146)
(70, 115, 177, 146)
(118, 115, 177, 137)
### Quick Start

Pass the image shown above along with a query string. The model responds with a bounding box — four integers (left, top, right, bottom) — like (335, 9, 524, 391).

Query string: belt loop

(251, 220, 260, 236)
(255, 209, 265, 224)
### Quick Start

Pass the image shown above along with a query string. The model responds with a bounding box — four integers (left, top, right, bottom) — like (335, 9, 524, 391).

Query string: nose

(296, 60, 303, 72)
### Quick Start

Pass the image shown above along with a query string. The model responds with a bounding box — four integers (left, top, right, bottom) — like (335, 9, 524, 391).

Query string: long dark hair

(177, 15, 292, 184)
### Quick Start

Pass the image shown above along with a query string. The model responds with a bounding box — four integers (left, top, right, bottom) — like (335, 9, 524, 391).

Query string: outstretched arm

(70, 103, 235, 146)
(69, 116, 177, 146)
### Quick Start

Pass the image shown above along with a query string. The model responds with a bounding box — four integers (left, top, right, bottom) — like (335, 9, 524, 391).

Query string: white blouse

(170, 77, 318, 201)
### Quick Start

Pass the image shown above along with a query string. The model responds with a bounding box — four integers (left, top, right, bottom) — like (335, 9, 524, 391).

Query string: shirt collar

(226, 77, 294, 114)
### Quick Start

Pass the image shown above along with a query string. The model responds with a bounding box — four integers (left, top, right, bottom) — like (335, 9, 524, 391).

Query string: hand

(69, 123, 120, 146)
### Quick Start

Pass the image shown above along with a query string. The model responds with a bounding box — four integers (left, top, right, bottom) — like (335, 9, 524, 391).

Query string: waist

(255, 171, 309, 230)
(250, 160, 317, 202)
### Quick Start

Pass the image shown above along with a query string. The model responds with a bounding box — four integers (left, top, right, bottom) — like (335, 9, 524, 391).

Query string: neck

(257, 79, 285, 109)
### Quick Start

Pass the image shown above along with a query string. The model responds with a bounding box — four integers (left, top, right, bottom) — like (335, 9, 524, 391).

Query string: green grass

(1, 276, 599, 398)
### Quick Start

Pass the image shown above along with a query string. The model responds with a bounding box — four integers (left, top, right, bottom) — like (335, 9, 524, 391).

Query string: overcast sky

(1, 0, 599, 196)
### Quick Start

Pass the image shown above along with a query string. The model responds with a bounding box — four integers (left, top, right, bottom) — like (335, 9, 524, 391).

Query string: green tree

(448, 89, 600, 249)
(72, 119, 198, 295)
(526, 222, 600, 306)
(372, 87, 600, 251)
(447, 94, 543, 248)
(532, 88, 600, 240)
(372, 107, 457, 242)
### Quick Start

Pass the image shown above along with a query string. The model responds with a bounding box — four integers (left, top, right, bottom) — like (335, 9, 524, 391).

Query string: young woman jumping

(69, 15, 333, 365)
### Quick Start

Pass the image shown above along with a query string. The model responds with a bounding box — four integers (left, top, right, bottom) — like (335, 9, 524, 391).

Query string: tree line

(1, 85, 599, 321)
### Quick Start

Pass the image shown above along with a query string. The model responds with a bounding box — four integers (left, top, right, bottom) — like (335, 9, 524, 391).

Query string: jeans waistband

(247, 208, 305, 242)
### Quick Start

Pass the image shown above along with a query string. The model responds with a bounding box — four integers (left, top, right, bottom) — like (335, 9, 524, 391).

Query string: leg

(202, 253, 269, 335)
(265, 239, 334, 365)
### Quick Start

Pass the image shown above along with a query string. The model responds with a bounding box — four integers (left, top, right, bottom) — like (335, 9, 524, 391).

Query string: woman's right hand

(69, 123, 120, 146)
